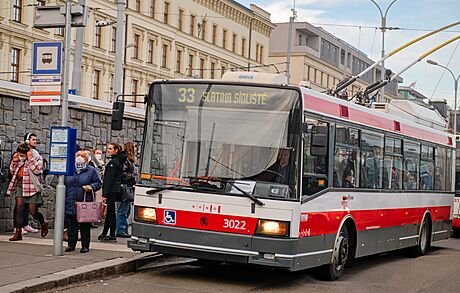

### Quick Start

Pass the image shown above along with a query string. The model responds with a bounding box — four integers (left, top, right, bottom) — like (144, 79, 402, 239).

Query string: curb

(0, 252, 160, 293)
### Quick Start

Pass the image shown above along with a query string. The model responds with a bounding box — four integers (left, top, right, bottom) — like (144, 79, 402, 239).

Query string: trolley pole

(54, 0, 72, 256)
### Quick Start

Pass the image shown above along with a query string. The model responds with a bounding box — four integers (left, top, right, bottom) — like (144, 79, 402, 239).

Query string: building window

(13, 0, 22, 23)
(212, 24, 217, 45)
(188, 54, 194, 77)
(95, 24, 102, 48)
(111, 27, 117, 52)
(11, 48, 20, 83)
(298, 34, 302, 46)
(37, 0, 45, 6)
(92, 70, 100, 99)
(133, 34, 140, 59)
(147, 39, 154, 63)
(109, 74, 114, 101)
(57, 27, 64, 37)
(190, 15, 196, 36)
(131, 79, 138, 107)
(241, 38, 246, 57)
(178, 9, 184, 31)
(200, 20, 207, 40)
(222, 29, 228, 49)
(221, 65, 226, 77)
(162, 44, 168, 68)
(232, 34, 237, 53)
(210, 62, 215, 79)
(340, 49, 345, 65)
(255, 44, 263, 63)
(149, 0, 155, 18)
(164, 1, 169, 24)
(200, 58, 205, 78)
(176, 50, 182, 73)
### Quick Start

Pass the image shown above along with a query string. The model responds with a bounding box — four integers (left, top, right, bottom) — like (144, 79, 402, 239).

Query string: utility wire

(430, 40, 460, 99)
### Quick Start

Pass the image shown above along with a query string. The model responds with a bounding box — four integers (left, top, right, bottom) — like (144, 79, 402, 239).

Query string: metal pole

(54, 0, 72, 256)
(286, 16, 294, 83)
(114, 0, 125, 101)
(380, 16, 385, 102)
(247, 17, 253, 71)
(71, 0, 86, 95)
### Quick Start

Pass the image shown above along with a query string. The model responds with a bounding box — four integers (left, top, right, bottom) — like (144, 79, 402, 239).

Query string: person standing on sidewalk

(7, 143, 48, 241)
(64, 151, 102, 253)
(99, 142, 125, 242)
(21, 133, 42, 235)
(116, 142, 137, 238)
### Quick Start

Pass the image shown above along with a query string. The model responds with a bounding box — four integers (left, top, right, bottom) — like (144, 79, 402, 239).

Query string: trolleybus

(126, 72, 454, 280)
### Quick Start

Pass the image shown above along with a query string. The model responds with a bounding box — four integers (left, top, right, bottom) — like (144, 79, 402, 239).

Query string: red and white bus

(127, 72, 454, 280)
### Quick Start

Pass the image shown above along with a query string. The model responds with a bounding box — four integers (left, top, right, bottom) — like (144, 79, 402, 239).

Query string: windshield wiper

(146, 184, 194, 195)
(186, 176, 264, 206)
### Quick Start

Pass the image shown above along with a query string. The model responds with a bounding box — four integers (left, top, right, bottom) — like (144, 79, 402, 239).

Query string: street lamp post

(427, 60, 460, 136)
(370, 0, 399, 102)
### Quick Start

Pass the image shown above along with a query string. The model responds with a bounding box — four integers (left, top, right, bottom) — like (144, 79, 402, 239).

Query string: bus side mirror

(111, 101, 125, 131)
(310, 133, 327, 156)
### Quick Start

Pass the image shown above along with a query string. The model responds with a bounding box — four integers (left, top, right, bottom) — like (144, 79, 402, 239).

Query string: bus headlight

(134, 206, 157, 224)
(255, 219, 289, 237)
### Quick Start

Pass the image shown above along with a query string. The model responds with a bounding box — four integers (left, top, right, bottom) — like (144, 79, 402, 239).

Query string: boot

(9, 228, 22, 241)
(41, 221, 49, 238)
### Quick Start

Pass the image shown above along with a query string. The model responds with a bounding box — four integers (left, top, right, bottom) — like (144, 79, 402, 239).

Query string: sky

(239, 0, 460, 106)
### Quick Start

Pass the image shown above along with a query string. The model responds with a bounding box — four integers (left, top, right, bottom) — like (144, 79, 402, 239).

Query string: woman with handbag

(99, 142, 126, 242)
(7, 143, 49, 241)
(64, 151, 102, 253)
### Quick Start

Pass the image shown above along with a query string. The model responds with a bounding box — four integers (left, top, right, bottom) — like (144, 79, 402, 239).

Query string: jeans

(116, 201, 131, 235)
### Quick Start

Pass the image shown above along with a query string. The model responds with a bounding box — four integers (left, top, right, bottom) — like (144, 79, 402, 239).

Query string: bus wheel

(318, 225, 349, 281)
(409, 218, 430, 257)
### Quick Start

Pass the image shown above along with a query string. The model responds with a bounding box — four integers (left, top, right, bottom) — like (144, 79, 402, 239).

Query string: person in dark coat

(99, 142, 126, 241)
(64, 151, 102, 253)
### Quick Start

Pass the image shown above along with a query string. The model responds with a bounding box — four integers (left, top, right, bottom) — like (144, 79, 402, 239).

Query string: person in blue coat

(64, 151, 102, 253)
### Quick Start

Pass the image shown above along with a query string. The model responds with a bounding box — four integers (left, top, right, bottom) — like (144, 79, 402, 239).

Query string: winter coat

(102, 151, 127, 200)
(7, 155, 43, 197)
(64, 165, 102, 215)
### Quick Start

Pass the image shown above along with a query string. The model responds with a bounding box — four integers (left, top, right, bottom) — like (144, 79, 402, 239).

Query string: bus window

(434, 147, 446, 190)
(383, 137, 403, 189)
(403, 141, 420, 190)
(303, 119, 328, 196)
(446, 149, 453, 191)
(420, 145, 434, 190)
(334, 125, 359, 188)
(360, 132, 384, 188)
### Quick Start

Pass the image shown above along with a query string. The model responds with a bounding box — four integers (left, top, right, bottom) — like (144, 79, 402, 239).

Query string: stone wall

(0, 95, 144, 232)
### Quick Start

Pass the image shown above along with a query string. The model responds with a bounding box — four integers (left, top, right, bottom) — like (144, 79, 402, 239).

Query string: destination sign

(152, 83, 299, 111)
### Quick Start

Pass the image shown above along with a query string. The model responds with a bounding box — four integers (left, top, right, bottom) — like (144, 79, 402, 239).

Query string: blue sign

(32, 42, 62, 75)
(164, 210, 176, 225)
(69, 89, 76, 95)
(48, 126, 77, 176)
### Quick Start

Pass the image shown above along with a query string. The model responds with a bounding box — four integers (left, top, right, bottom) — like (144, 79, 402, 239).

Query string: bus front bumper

(127, 222, 332, 271)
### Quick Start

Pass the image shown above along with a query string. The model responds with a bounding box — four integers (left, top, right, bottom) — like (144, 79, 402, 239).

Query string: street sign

(48, 126, 77, 175)
(34, 5, 88, 28)
(32, 42, 62, 75)
(31, 42, 62, 106)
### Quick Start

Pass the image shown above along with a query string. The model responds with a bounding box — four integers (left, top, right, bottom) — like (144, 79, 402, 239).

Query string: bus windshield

(140, 82, 301, 200)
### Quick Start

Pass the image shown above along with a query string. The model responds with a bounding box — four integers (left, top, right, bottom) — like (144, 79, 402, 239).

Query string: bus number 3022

(223, 219, 246, 230)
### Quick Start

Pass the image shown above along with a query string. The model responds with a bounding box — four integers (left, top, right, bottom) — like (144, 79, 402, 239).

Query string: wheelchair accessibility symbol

(164, 210, 176, 225)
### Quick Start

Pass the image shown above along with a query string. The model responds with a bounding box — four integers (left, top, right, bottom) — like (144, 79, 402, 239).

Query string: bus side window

(303, 119, 328, 196)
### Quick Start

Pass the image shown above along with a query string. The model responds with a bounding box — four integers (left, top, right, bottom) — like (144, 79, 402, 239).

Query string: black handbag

(121, 185, 134, 202)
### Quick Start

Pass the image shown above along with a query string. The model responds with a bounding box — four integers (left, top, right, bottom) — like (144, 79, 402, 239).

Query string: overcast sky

(239, 0, 460, 106)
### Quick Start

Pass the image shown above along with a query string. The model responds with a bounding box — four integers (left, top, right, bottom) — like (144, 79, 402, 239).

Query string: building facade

(0, 0, 275, 105)
(269, 22, 401, 102)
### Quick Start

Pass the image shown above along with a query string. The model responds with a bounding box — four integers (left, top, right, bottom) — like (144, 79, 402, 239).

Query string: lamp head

(427, 60, 438, 66)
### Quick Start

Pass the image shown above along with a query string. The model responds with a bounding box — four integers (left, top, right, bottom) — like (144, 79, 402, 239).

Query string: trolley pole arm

(334, 21, 460, 95)
(363, 35, 460, 96)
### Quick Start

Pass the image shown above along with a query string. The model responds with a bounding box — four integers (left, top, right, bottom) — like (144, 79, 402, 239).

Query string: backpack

(122, 160, 136, 186)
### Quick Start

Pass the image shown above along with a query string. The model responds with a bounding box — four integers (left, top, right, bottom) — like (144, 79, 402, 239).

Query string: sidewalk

(0, 226, 157, 293)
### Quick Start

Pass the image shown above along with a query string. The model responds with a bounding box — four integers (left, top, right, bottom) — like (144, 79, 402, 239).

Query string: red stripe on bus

(453, 218, 460, 229)
(156, 208, 259, 235)
(304, 94, 450, 145)
(299, 206, 451, 237)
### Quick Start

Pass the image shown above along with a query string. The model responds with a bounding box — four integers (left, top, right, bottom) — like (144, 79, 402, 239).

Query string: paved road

(45, 238, 460, 293)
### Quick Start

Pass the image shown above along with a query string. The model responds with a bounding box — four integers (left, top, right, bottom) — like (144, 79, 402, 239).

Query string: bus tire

(408, 217, 430, 257)
(318, 225, 349, 281)
(452, 228, 460, 238)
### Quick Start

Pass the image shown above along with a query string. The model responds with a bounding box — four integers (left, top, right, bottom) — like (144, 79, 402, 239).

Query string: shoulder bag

(76, 191, 102, 223)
